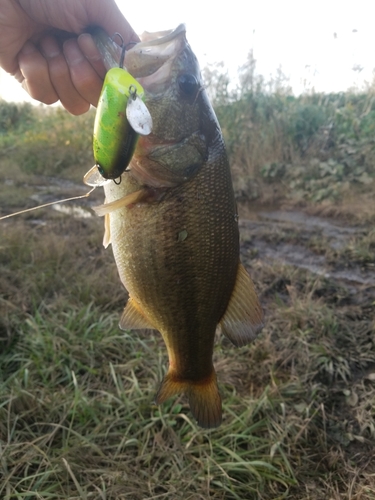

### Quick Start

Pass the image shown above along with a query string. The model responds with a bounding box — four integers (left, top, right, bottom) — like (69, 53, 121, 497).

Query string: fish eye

(178, 74, 199, 96)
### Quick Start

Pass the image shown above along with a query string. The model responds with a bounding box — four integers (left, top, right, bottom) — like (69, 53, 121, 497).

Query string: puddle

(240, 211, 375, 287)
(28, 178, 104, 219)
(51, 204, 93, 218)
(258, 210, 362, 250)
(23, 180, 375, 288)
(258, 210, 359, 235)
(251, 239, 327, 276)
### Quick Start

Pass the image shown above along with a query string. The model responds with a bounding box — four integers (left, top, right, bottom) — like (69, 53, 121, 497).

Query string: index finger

(77, 33, 107, 79)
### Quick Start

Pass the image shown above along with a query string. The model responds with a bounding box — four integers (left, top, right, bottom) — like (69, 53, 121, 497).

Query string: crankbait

(0, 31, 154, 219)
(91, 34, 152, 182)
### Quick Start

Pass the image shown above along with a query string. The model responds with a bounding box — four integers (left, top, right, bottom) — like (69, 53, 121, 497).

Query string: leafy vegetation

(203, 56, 375, 206)
(0, 100, 93, 178)
(1, 75, 375, 205)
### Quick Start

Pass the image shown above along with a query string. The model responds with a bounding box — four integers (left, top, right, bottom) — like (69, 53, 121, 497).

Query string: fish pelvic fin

(155, 369, 222, 429)
(94, 187, 164, 216)
(119, 298, 155, 330)
(93, 188, 150, 216)
(103, 212, 111, 248)
(220, 262, 264, 347)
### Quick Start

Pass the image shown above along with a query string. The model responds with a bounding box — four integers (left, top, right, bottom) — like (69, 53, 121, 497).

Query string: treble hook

(111, 32, 126, 68)
(111, 33, 137, 69)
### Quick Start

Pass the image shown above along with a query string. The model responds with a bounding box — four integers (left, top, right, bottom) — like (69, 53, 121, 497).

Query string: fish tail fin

(155, 369, 222, 428)
(187, 371, 222, 428)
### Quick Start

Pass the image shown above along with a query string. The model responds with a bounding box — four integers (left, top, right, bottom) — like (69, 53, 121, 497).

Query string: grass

(1, 86, 375, 497)
(1, 209, 375, 498)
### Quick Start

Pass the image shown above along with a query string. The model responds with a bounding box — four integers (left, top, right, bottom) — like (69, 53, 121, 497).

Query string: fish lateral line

(0, 187, 97, 221)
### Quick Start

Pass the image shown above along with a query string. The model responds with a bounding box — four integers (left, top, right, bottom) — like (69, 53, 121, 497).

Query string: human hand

(0, 0, 139, 114)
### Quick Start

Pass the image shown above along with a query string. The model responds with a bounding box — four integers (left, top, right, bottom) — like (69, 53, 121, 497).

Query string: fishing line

(0, 187, 97, 220)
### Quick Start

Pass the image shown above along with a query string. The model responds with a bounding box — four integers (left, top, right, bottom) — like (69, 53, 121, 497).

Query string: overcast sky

(1, 0, 374, 103)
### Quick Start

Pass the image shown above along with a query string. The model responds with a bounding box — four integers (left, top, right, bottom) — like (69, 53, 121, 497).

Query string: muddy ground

(26, 177, 375, 291)
(239, 206, 375, 287)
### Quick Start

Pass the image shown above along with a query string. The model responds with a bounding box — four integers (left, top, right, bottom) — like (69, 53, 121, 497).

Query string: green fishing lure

(93, 38, 152, 181)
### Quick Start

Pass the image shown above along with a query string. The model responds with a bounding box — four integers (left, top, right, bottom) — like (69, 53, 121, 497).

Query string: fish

(90, 25, 264, 428)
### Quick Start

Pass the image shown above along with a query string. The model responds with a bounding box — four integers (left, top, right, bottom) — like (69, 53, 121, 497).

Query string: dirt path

(239, 208, 375, 290)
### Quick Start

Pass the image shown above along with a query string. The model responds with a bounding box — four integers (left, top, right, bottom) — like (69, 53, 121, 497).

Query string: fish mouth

(125, 24, 187, 77)
(90, 24, 190, 95)
(124, 24, 189, 94)
(91, 25, 203, 188)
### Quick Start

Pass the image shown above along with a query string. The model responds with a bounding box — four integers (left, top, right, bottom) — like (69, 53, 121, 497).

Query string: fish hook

(111, 33, 138, 69)
(111, 32, 126, 68)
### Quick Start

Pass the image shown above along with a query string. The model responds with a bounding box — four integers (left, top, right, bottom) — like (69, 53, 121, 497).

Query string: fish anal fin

(220, 263, 264, 347)
(119, 298, 155, 330)
(155, 369, 222, 429)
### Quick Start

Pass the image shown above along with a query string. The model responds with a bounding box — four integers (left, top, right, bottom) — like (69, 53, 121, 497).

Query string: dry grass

(1, 201, 375, 499)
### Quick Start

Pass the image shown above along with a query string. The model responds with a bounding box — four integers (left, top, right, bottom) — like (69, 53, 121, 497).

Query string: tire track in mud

(239, 210, 375, 292)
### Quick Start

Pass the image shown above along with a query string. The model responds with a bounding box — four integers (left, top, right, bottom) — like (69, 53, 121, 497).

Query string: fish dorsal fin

(119, 298, 155, 330)
(103, 212, 111, 248)
(220, 263, 264, 347)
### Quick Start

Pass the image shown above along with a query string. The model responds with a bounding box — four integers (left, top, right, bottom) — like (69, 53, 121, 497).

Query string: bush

(0, 100, 33, 133)
(0, 103, 94, 176)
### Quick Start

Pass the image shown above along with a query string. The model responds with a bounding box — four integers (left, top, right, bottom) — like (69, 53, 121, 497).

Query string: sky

(1, 0, 375, 103)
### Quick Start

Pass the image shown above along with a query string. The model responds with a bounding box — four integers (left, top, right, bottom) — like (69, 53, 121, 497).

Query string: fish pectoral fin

(93, 188, 152, 217)
(220, 263, 264, 347)
(155, 369, 222, 429)
(119, 298, 155, 330)
(103, 212, 111, 248)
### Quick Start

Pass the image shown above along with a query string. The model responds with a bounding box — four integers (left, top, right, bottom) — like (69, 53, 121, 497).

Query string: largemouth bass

(90, 25, 264, 428)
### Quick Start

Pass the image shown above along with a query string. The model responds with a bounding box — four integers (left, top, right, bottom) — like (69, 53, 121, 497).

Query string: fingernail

(78, 33, 91, 44)
(78, 33, 102, 62)
(20, 41, 36, 56)
(40, 37, 60, 59)
(63, 39, 83, 65)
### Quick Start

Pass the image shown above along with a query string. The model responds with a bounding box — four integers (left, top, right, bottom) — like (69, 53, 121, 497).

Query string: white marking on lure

(126, 88, 153, 136)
